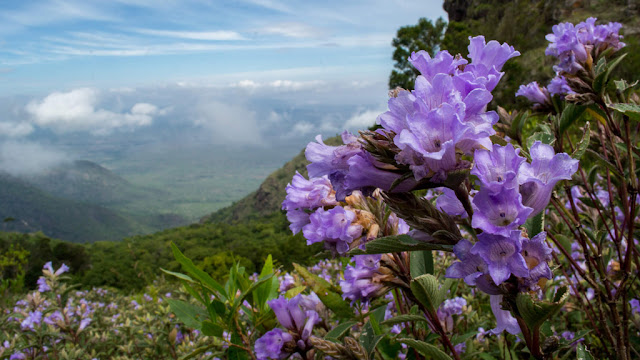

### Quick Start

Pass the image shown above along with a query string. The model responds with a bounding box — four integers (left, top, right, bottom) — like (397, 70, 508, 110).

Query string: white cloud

(230, 79, 325, 92)
(134, 29, 246, 41)
(259, 22, 325, 39)
(25, 88, 158, 135)
(344, 109, 383, 129)
(0, 141, 68, 175)
(291, 121, 314, 135)
(0, 122, 34, 137)
(194, 101, 264, 145)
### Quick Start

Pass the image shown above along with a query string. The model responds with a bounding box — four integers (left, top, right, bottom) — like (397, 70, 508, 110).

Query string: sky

(0, 0, 447, 179)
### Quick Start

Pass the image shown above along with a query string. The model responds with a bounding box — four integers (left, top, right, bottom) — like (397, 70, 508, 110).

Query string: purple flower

(10, 352, 26, 360)
(282, 172, 337, 212)
(285, 209, 309, 235)
(279, 273, 295, 293)
(340, 255, 384, 303)
(436, 188, 468, 218)
(630, 299, 640, 315)
(490, 295, 520, 335)
(472, 188, 532, 236)
(464, 35, 520, 92)
(472, 143, 526, 194)
(520, 232, 553, 291)
(21, 311, 42, 330)
(518, 141, 579, 215)
(445, 239, 488, 286)
(516, 82, 550, 105)
(267, 295, 320, 339)
(409, 50, 467, 82)
(306, 131, 364, 200)
(471, 231, 529, 285)
(255, 328, 293, 360)
(344, 152, 417, 194)
(37, 277, 50, 292)
(44, 311, 64, 326)
(454, 342, 467, 354)
(302, 206, 362, 254)
(548, 75, 574, 96)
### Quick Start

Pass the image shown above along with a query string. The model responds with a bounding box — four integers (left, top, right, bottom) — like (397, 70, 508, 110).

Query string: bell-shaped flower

(282, 172, 336, 212)
(302, 206, 362, 254)
(255, 328, 294, 360)
(472, 188, 533, 236)
(518, 141, 579, 215)
(340, 255, 385, 303)
(409, 50, 467, 82)
(520, 232, 553, 291)
(516, 82, 551, 106)
(445, 239, 488, 286)
(472, 143, 526, 194)
(489, 295, 520, 335)
(471, 231, 529, 285)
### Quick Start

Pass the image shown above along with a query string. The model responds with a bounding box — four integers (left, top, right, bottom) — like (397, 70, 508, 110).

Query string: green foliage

(0, 243, 28, 300)
(389, 17, 447, 90)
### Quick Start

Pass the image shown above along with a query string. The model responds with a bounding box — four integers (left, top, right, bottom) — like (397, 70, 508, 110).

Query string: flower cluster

(546, 17, 625, 74)
(254, 294, 321, 360)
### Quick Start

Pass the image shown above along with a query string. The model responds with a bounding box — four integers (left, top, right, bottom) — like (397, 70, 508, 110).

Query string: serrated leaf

(410, 274, 443, 312)
(559, 104, 586, 135)
(524, 212, 545, 238)
(516, 287, 568, 330)
(526, 132, 555, 150)
(201, 320, 223, 337)
(360, 322, 384, 359)
(293, 263, 355, 319)
(398, 339, 452, 360)
(350, 234, 453, 255)
(166, 299, 208, 330)
(381, 314, 429, 326)
(285, 285, 306, 299)
(576, 343, 595, 360)
(410, 250, 433, 278)
(608, 103, 640, 122)
(324, 321, 357, 341)
(572, 122, 590, 160)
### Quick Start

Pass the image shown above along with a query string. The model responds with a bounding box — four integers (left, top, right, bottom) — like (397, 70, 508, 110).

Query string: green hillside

(0, 172, 183, 243)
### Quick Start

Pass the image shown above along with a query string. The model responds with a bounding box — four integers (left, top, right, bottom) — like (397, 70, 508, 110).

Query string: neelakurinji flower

(516, 81, 551, 106)
(489, 295, 520, 335)
(548, 75, 574, 96)
(302, 206, 363, 254)
(255, 328, 293, 360)
(340, 254, 386, 303)
(520, 232, 553, 291)
(281, 172, 338, 234)
(436, 187, 469, 218)
(471, 230, 530, 285)
(445, 239, 488, 286)
(472, 188, 533, 236)
(518, 141, 579, 215)
(472, 143, 526, 194)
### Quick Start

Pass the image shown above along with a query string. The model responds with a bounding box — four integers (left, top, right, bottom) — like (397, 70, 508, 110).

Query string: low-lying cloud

(0, 141, 68, 176)
(25, 88, 161, 135)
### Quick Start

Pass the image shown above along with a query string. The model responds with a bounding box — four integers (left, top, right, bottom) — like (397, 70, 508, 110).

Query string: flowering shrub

(1, 262, 213, 360)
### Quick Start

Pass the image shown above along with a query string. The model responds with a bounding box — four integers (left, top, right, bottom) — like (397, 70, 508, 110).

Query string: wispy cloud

(259, 22, 326, 39)
(134, 28, 246, 41)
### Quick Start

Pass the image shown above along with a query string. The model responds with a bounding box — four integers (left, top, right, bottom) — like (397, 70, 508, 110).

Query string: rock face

(443, 0, 470, 22)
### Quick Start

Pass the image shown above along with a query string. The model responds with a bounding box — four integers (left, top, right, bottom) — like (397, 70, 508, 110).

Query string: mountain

(23, 160, 176, 216)
(0, 172, 146, 242)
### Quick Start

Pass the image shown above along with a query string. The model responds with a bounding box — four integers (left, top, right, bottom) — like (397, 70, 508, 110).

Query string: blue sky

(0, 0, 446, 95)
(0, 0, 447, 181)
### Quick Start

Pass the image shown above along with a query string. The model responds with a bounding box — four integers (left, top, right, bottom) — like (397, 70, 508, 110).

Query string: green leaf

(608, 103, 640, 122)
(171, 242, 228, 300)
(180, 344, 218, 360)
(227, 331, 250, 360)
(572, 122, 590, 160)
(576, 343, 595, 360)
(166, 299, 208, 330)
(410, 274, 442, 312)
(516, 286, 568, 330)
(324, 321, 357, 341)
(160, 268, 195, 283)
(524, 212, 545, 238)
(360, 322, 384, 359)
(350, 234, 453, 255)
(593, 53, 627, 94)
(232, 273, 274, 310)
(410, 250, 434, 278)
(254, 255, 277, 310)
(585, 149, 623, 178)
(381, 314, 429, 326)
(398, 339, 453, 360)
(285, 285, 306, 299)
(201, 320, 224, 337)
(559, 104, 586, 135)
(526, 132, 555, 150)
(293, 263, 355, 319)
